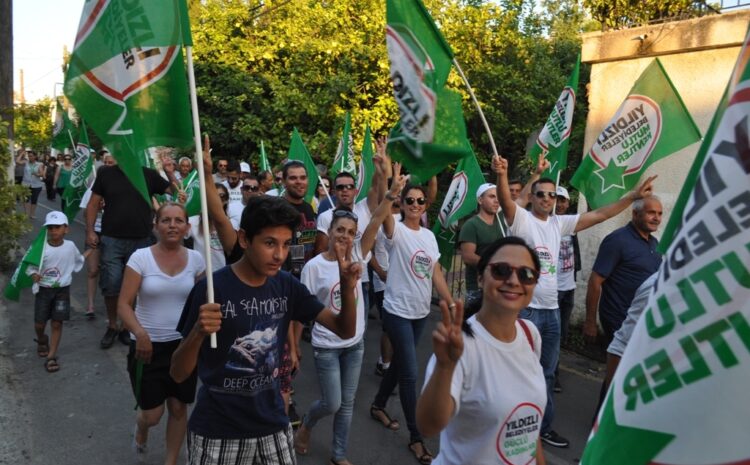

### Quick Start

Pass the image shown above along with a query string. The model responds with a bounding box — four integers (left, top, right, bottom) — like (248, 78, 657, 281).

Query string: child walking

(28, 211, 88, 373)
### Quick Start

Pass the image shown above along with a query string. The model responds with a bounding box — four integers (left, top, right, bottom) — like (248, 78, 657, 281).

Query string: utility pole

(0, 0, 13, 149)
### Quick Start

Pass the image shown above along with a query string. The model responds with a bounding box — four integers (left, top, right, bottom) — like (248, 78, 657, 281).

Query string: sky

(12, 0, 81, 103)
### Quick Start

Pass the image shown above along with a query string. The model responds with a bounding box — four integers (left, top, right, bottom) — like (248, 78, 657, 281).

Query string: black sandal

(408, 440, 433, 465)
(370, 405, 400, 431)
(44, 357, 60, 373)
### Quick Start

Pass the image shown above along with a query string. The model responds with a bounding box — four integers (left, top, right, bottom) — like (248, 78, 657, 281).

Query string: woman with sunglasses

(416, 237, 547, 465)
(54, 154, 74, 211)
(370, 183, 455, 465)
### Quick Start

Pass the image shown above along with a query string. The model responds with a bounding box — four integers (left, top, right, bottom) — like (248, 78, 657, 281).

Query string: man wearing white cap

(239, 161, 252, 180)
(458, 183, 507, 303)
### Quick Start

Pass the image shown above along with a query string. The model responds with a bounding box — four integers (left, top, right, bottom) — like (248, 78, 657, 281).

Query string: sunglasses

(218, 164, 227, 168)
(333, 209, 358, 221)
(404, 197, 426, 206)
(534, 191, 557, 199)
(242, 185, 260, 191)
(335, 183, 355, 191)
(487, 262, 539, 285)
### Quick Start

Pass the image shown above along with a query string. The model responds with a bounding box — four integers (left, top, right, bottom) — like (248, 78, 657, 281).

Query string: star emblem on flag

(594, 158, 627, 193)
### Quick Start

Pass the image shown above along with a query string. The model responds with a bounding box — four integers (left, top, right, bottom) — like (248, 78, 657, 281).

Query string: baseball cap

(476, 183, 496, 199)
(556, 186, 570, 199)
(43, 211, 68, 227)
(240, 162, 251, 174)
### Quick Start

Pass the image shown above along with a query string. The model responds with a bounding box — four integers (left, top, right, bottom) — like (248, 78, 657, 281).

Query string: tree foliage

(13, 97, 54, 153)
(583, 0, 714, 30)
(0, 121, 32, 269)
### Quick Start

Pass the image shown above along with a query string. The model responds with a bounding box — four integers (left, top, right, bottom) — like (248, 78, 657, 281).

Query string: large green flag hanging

(3, 229, 47, 302)
(51, 99, 77, 152)
(287, 128, 318, 204)
(356, 125, 375, 202)
(581, 31, 750, 465)
(385, 0, 473, 182)
(64, 0, 194, 206)
(571, 59, 700, 209)
(62, 120, 95, 223)
(331, 112, 356, 179)
(432, 153, 484, 270)
(259, 141, 271, 173)
(529, 55, 580, 182)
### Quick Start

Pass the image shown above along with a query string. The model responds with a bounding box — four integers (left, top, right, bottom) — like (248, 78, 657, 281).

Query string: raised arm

(517, 152, 549, 207)
(575, 175, 657, 233)
(493, 155, 518, 226)
(360, 163, 405, 257)
(202, 135, 237, 254)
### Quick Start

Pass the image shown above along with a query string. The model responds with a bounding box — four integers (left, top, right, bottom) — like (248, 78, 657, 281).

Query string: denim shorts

(99, 235, 153, 297)
(34, 286, 70, 323)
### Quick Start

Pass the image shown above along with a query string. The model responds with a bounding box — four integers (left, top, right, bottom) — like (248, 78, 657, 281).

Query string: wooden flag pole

(452, 58, 499, 159)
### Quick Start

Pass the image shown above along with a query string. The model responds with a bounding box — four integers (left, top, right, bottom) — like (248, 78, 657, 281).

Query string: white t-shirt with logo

(424, 315, 546, 465)
(301, 242, 370, 349)
(27, 240, 85, 288)
(188, 216, 226, 271)
(383, 221, 440, 319)
(226, 201, 243, 230)
(223, 181, 243, 208)
(557, 234, 576, 292)
(316, 198, 373, 283)
(509, 208, 578, 309)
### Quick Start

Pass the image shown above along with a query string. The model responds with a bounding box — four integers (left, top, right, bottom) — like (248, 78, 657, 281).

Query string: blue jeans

(373, 312, 428, 442)
(519, 307, 560, 434)
(99, 235, 153, 297)
(303, 340, 364, 461)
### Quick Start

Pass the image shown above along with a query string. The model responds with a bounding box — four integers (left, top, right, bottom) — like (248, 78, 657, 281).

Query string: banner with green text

(356, 125, 375, 202)
(62, 120, 95, 223)
(331, 112, 356, 179)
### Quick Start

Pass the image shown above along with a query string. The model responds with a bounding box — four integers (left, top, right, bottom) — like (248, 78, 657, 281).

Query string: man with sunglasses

(222, 159, 244, 208)
(212, 158, 229, 183)
(493, 155, 657, 449)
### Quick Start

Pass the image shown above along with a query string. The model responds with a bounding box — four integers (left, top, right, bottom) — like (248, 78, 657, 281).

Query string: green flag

(571, 58, 700, 209)
(356, 125, 375, 202)
(582, 32, 750, 465)
(51, 99, 77, 152)
(331, 112, 356, 179)
(176, 169, 201, 216)
(3, 229, 47, 302)
(259, 140, 271, 173)
(385, 0, 473, 182)
(432, 153, 484, 270)
(62, 120, 95, 223)
(529, 55, 580, 182)
(287, 128, 318, 204)
(63, 0, 194, 206)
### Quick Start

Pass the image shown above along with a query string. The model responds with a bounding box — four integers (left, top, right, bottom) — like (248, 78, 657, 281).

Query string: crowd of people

(13, 137, 663, 465)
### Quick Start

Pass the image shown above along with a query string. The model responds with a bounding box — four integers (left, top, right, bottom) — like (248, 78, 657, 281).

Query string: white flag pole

(186, 45, 217, 349)
(452, 58, 499, 159)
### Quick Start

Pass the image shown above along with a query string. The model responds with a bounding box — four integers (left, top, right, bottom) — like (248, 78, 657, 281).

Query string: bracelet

(385, 192, 398, 201)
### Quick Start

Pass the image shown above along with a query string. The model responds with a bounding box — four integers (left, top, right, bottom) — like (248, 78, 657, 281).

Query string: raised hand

(335, 239, 361, 290)
(432, 300, 464, 367)
(202, 134, 212, 174)
(535, 151, 550, 175)
(632, 175, 657, 200)
(492, 155, 508, 175)
(196, 302, 222, 337)
(389, 162, 406, 196)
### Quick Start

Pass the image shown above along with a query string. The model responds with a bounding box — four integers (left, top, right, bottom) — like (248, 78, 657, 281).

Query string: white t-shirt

(126, 247, 205, 342)
(80, 188, 102, 232)
(301, 242, 370, 349)
(27, 240, 84, 288)
(223, 181, 243, 208)
(424, 315, 546, 465)
(371, 214, 401, 293)
(226, 202, 244, 230)
(265, 188, 280, 197)
(188, 216, 226, 271)
(557, 234, 576, 291)
(382, 221, 440, 319)
(509, 208, 578, 309)
(316, 199, 373, 283)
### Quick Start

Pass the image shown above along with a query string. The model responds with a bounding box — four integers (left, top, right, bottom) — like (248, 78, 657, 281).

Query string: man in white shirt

(493, 154, 656, 448)
(222, 159, 243, 207)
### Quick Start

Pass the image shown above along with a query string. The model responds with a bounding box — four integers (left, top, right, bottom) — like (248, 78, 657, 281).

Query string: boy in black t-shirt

(172, 196, 360, 465)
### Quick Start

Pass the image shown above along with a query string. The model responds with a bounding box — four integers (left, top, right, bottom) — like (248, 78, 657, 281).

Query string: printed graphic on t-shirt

(328, 282, 360, 312)
(209, 231, 223, 252)
(410, 249, 432, 280)
(41, 267, 62, 287)
(559, 237, 574, 273)
(534, 246, 555, 276)
(496, 402, 543, 465)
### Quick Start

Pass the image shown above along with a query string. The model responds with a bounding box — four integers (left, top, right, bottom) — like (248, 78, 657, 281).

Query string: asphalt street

(0, 195, 606, 465)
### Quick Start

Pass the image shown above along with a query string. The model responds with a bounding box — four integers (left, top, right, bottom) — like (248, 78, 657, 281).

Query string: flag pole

(317, 173, 335, 208)
(186, 45, 217, 349)
(452, 58, 499, 158)
(32, 230, 48, 295)
(495, 210, 506, 236)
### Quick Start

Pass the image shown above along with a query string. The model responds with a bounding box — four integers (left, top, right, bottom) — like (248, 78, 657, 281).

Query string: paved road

(0, 196, 605, 464)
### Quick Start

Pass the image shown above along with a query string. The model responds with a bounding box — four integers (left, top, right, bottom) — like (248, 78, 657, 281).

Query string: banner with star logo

(581, 30, 750, 465)
(571, 59, 700, 209)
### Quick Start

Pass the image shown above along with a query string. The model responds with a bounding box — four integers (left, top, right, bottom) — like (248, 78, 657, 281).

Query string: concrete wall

(572, 10, 750, 323)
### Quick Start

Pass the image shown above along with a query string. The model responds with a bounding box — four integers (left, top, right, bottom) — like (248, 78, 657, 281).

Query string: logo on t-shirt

(410, 250, 432, 280)
(41, 267, 62, 287)
(496, 402, 543, 465)
(224, 324, 279, 393)
(534, 246, 555, 275)
(329, 282, 360, 312)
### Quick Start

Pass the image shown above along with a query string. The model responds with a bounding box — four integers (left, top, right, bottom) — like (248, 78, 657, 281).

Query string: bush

(0, 122, 32, 270)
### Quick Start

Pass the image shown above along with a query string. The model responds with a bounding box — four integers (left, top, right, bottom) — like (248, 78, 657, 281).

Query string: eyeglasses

(242, 185, 260, 191)
(333, 209, 358, 221)
(534, 191, 557, 199)
(335, 183, 355, 191)
(404, 197, 426, 206)
(487, 262, 539, 285)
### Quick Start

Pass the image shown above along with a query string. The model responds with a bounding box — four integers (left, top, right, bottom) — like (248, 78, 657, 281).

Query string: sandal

(293, 424, 310, 455)
(85, 309, 96, 320)
(44, 357, 60, 373)
(408, 440, 433, 465)
(35, 336, 49, 357)
(370, 405, 400, 431)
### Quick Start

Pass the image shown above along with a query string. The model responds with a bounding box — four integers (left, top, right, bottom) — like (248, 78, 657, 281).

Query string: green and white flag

(581, 31, 750, 465)
(331, 112, 356, 179)
(259, 140, 271, 173)
(432, 153, 484, 270)
(385, 0, 473, 182)
(3, 229, 47, 302)
(571, 59, 700, 209)
(51, 99, 77, 152)
(64, 0, 194, 206)
(529, 55, 580, 182)
(174, 169, 200, 216)
(287, 128, 318, 204)
(62, 119, 95, 223)
(356, 125, 375, 202)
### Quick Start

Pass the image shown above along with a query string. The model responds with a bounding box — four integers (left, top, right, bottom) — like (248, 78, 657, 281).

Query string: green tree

(583, 0, 715, 30)
(13, 97, 53, 153)
(0, 121, 32, 269)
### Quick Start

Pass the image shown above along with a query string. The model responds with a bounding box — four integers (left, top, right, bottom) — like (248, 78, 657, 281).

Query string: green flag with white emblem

(3, 229, 47, 302)
(356, 125, 375, 202)
(259, 140, 271, 173)
(287, 128, 318, 204)
(331, 112, 356, 179)
(62, 120, 95, 223)
(51, 99, 78, 152)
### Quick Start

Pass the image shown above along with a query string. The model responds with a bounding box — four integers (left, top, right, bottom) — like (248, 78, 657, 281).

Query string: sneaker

(118, 329, 132, 346)
(540, 430, 569, 448)
(554, 379, 562, 393)
(100, 328, 117, 349)
(288, 402, 302, 429)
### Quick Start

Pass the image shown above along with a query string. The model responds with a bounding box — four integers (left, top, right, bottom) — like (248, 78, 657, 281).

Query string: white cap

(556, 186, 570, 199)
(476, 183, 496, 199)
(240, 162, 251, 174)
(43, 211, 68, 227)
